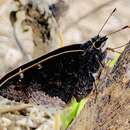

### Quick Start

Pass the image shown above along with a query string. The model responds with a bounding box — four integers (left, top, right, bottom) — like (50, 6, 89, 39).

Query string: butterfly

(0, 8, 128, 105)
(0, 34, 107, 104)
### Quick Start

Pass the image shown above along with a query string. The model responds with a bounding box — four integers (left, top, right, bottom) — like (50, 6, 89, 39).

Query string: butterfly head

(81, 35, 108, 52)
(92, 35, 108, 50)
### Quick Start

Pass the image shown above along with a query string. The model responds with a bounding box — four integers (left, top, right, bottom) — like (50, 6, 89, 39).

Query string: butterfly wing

(1, 44, 91, 104)
(0, 40, 106, 104)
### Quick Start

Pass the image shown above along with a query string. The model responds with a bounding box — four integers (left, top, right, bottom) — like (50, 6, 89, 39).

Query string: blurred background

(61, 0, 130, 46)
(0, 0, 130, 76)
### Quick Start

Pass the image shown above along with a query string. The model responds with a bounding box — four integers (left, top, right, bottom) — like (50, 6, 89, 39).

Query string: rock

(0, 96, 62, 130)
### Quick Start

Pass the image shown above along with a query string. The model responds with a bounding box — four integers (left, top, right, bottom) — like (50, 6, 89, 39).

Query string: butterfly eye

(94, 41, 102, 49)
(94, 36, 108, 49)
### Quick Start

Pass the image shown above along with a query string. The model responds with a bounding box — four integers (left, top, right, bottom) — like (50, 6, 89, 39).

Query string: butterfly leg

(106, 47, 121, 54)
(93, 81, 98, 103)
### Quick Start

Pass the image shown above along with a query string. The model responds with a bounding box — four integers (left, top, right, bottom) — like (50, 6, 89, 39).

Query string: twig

(0, 104, 32, 114)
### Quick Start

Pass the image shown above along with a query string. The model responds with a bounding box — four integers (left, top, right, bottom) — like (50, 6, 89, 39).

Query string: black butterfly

(0, 35, 107, 104)
(2, 8, 128, 105)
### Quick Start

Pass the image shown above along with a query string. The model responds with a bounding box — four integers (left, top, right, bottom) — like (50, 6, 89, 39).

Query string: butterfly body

(0, 35, 107, 104)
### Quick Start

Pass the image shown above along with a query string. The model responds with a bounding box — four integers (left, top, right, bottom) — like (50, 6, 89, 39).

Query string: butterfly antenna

(107, 25, 130, 36)
(98, 8, 116, 35)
